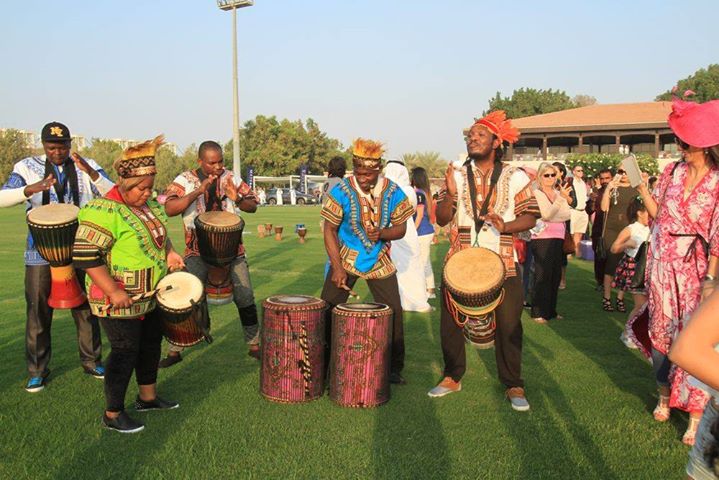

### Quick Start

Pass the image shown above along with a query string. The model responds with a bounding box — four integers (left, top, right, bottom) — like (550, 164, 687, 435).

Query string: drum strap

(466, 161, 502, 247)
(41, 157, 80, 206)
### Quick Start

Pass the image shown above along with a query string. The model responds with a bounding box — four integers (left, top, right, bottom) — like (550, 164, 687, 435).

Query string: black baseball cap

(41, 122, 71, 143)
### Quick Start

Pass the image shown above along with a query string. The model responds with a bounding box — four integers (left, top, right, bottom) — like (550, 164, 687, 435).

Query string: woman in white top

(610, 198, 650, 325)
(530, 163, 572, 324)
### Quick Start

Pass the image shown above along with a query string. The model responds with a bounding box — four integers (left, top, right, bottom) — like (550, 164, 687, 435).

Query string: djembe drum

(27, 204, 86, 309)
(297, 227, 307, 244)
(257, 224, 266, 238)
(329, 303, 393, 408)
(264, 223, 273, 236)
(443, 247, 505, 349)
(274, 225, 283, 241)
(194, 211, 244, 305)
(260, 295, 327, 403)
(156, 271, 209, 347)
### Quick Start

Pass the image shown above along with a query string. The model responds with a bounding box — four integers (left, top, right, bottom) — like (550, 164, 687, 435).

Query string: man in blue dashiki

(320, 138, 414, 385)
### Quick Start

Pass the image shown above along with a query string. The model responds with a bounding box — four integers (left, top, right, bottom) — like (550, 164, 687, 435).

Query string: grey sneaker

(428, 377, 461, 398)
(506, 387, 530, 412)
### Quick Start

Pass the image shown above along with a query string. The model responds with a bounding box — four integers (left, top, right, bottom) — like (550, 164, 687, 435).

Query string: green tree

(565, 153, 658, 179)
(656, 64, 719, 102)
(487, 88, 576, 118)
(80, 139, 123, 179)
(572, 94, 597, 107)
(155, 144, 197, 192)
(0, 129, 33, 181)
(401, 151, 448, 178)
(224, 115, 347, 177)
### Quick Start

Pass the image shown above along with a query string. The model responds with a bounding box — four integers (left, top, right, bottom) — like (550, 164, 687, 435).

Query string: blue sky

(1, 0, 716, 163)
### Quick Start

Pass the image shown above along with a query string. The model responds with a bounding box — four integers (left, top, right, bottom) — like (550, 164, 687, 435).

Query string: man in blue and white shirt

(0, 122, 114, 392)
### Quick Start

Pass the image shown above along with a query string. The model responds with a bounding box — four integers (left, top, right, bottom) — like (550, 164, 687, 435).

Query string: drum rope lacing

(444, 288, 504, 329)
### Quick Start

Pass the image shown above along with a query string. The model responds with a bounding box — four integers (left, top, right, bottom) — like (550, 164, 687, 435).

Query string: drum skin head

(264, 295, 326, 309)
(444, 247, 505, 295)
(27, 204, 79, 225)
(157, 272, 203, 309)
(197, 211, 242, 228)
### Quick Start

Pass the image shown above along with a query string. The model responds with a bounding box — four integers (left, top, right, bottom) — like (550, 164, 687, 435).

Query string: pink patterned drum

(329, 303, 393, 408)
(260, 295, 327, 403)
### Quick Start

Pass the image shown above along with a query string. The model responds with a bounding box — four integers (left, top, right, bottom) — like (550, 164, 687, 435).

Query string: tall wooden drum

(260, 295, 327, 403)
(443, 247, 505, 349)
(27, 204, 86, 309)
(194, 211, 244, 305)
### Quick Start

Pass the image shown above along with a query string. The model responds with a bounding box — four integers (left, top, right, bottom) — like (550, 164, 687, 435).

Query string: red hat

(668, 99, 719, 148)
(471, 110, 520, 145)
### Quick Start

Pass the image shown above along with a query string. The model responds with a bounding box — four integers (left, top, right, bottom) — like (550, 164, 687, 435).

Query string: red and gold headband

(352, 138, 384, 170)
(115, 135, 163, 178)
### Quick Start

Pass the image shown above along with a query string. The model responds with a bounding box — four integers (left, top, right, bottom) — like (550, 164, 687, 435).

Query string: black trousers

(530, 238, 563, 319)
(592, 236, 606, 286)
(440, 275, 524, 388)
(100, 311, 163, 412)
(320, 269, 405, 374)
(25, 265, 102, 377)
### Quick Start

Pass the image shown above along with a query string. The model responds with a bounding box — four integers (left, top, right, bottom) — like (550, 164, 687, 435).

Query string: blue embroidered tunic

(321, 176, 414, 279)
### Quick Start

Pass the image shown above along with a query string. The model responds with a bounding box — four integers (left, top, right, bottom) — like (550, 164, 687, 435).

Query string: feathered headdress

(352, 138, 384, 170)
(115, 134, 164, 178)
(471, 110, 520, 145)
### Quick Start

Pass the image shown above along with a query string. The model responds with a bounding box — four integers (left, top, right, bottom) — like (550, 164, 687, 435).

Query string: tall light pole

(217, 0, 254, 179)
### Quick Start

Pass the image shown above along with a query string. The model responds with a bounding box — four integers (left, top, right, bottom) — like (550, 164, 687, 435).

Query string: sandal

(616, 299, 627, 313)
(682, 416, 701, 446)
(602, 297, 614, 312)
(653, 394, 670, 422)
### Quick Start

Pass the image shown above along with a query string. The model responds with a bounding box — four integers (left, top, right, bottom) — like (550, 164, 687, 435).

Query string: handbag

(594, 212, 609, 262)
(630, 242, 647, 290)
(563, 228, 576, 255)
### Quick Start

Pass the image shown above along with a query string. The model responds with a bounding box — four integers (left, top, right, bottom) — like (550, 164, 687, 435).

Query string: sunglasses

(617, 170, 626, 175)
(676, 138, 690, 150)
(543, 173, 557, 178)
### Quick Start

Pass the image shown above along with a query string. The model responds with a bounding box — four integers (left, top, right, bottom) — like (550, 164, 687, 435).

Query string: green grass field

(0, 205, 691, 479)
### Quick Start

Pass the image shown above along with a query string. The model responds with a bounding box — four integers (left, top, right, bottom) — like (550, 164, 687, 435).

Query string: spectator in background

(410, 166, 436, 299)
(552, 162, 576, 290)
(322, 156, 347, 203)
(257, 186, 266, 205)
(648, 176, 658, 193)
(610, 197, 650, 349)
(530, 163, 572, 323)
(600, 168, 634, 313)
(587, 168, 613, 288)
(570, 165, 589, 257)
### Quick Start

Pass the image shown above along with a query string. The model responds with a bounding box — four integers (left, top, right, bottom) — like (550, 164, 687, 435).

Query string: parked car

(265, 188, 319, 205)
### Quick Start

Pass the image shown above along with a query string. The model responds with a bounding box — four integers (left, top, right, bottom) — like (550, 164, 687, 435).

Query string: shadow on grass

(371, 314, 450, 480)
(495, 336, 619, 478)
(49, 320, 244, 479)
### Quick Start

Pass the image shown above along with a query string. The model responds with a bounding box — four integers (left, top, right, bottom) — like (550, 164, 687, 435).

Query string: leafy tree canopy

(0, 129, 33, 181)
(656, 64, 719, 103)
(401, 151, 448, 178)
(486, 88, 576, 118)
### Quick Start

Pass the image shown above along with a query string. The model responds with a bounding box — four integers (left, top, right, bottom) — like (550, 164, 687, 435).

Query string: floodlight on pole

(217, 0, 254, 179)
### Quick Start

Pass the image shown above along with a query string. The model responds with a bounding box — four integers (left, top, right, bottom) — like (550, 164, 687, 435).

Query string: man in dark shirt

(586, 168, 613, 287)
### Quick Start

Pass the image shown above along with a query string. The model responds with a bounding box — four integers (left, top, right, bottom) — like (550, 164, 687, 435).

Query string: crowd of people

(3, 95, 719, 478)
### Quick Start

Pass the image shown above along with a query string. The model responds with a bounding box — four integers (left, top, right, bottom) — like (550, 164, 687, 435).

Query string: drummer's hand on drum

(109, 289, 133, 309)
(331, 267, 349, 290)
(484, 212, 505, 233)
(198, 174, 218, 194)
(167, 250, 185, 272)
(23, 175, 56, 197)
(444, 164, 458, 197)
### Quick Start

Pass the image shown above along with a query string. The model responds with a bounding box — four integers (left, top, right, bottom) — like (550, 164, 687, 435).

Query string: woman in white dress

(384, 161, 432, 313)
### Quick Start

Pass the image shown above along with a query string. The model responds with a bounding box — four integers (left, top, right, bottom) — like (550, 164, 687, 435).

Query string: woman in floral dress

(637, 97, 719, 445)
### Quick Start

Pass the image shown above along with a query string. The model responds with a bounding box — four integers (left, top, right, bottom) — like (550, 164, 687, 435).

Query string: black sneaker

(103, 411, 144, 433)
(135, 395, 180, 412)
(389, 372, 407, 385)
(158, 353, 182, 369)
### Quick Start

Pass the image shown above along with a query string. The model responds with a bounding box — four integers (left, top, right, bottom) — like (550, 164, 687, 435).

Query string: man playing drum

(320, 138, 414, 385)
(427, 112, 540, 411)
(159, 140, 260, 367)
(0, 122, 114, 392)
